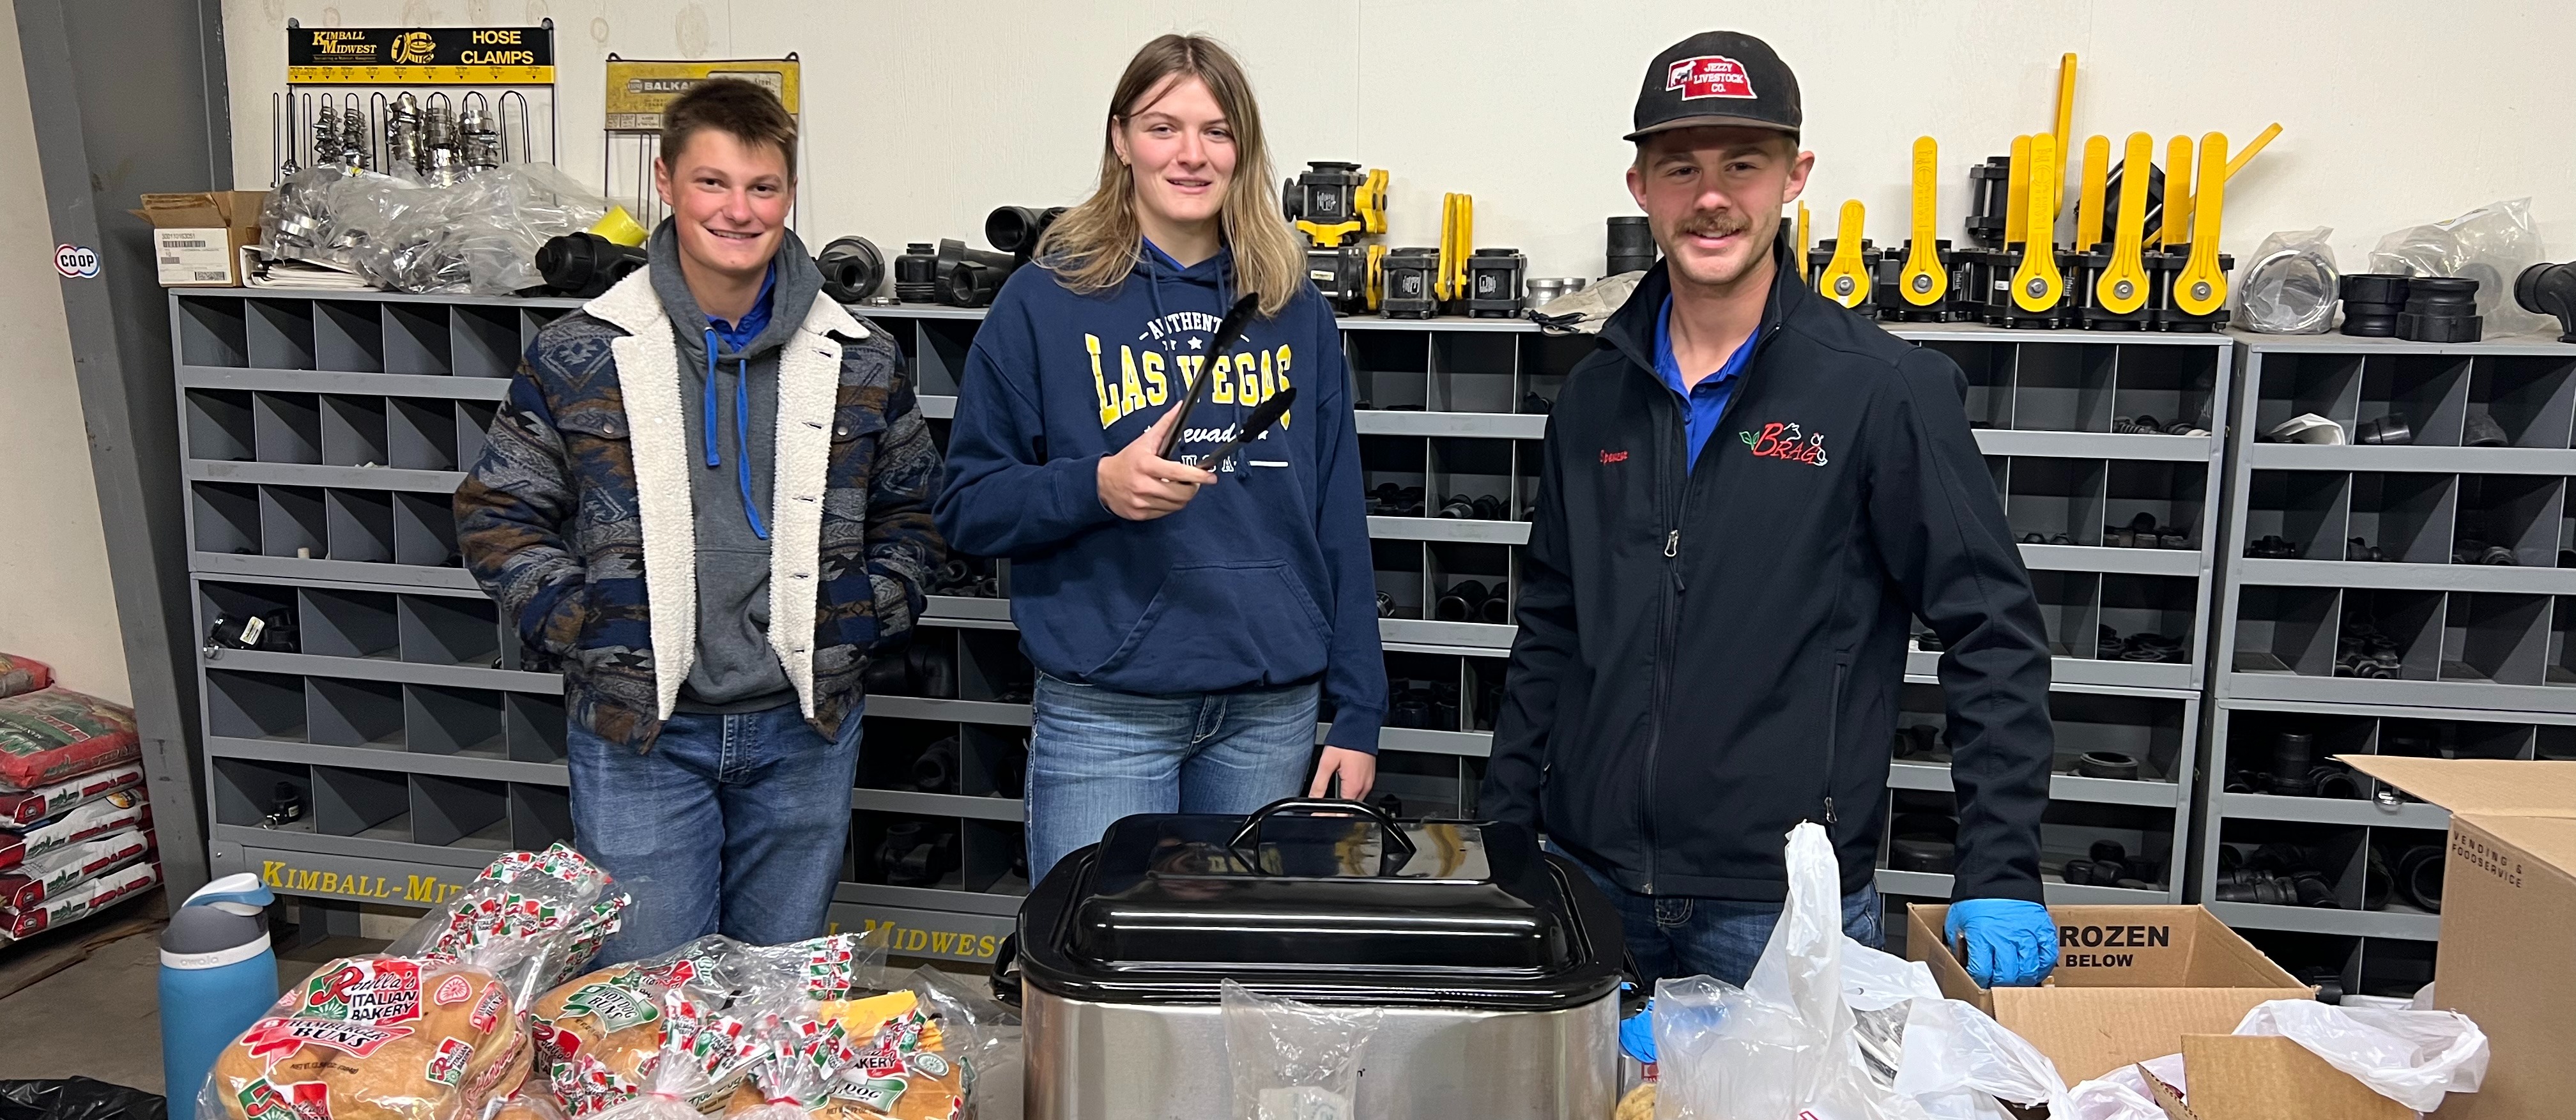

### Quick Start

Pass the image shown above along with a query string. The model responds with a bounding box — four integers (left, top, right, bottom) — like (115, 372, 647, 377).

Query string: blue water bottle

(160, 873, 282, 1111)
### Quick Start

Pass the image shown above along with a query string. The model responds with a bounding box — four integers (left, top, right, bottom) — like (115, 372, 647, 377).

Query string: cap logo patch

(1666, 56, 1756, 101)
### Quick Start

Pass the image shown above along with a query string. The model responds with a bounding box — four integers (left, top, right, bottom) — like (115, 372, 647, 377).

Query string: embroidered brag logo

(1740, 422, 1828, 466)
(1666, 56, 1757, 100)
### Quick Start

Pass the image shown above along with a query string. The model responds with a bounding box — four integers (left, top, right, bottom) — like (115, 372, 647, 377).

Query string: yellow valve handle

(2224, 122, 2280, 183)
(1448, 193, 1473, 302)
(2004, 134, 2031, 245)
(2156, 134, 2193, 248)
(2174, 132, 2230, 316)
(2096, 132, 2154, 314)
(1795, 201, 1811, 283)
(1817, 199, 1871, 309)
(1899, 137, 1946, 306)
(2051, 53, 2077, 218)
(2010, 134, 2063, 312)
(1435, 194, 1459, 302)
(2073, 135, 2108, 253)
(1358, 169, 1390, 235)
(1363, 243, 1386, 311)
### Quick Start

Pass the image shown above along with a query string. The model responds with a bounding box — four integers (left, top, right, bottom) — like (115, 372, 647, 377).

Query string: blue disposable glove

(1619, 998, 1657, 1064)
(1945, 898, 2057, 987)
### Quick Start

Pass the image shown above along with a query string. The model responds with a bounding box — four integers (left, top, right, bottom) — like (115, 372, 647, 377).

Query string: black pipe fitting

(912, 735, 958, 794)
(1606, 216, 1655, 277)
(2337, 273, 2410, 337)
(2515, 261, 2576, 342)
(934, 238, 1018, 307)
(534, 232, 648, 298)
(2397, 276, 2481, 342)
(816, 235, 887, 303)
(2270, 732, 2316, 797)
(2395, 844, 2445, 913)
(894, 242, 940, 302)
(985, 206, 1067, 261)
(2075, 750, 2141, 781)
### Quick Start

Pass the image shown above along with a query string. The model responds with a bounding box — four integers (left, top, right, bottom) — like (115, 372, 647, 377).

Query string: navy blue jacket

(934, 249, 1387, 751)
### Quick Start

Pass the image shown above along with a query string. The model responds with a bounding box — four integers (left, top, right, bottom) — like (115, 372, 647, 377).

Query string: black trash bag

(0, 1080, 166, 1120)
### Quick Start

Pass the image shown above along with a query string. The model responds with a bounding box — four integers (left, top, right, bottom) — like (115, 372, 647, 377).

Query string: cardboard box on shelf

(131, 190, 266, 286)
(1905, 903, 2312, 1083)
(2336, 755, 2576, 1120)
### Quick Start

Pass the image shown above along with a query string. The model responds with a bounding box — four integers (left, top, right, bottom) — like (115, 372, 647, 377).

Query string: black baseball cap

(1626, 31, 1801, 142)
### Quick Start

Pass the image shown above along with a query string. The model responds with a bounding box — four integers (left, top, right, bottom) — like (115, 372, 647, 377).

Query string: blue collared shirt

(1654, 295, 1761, 470)
(707, 261, 779, 353)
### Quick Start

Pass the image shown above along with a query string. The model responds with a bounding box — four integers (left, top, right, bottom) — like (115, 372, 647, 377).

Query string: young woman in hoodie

(935, 34, 1385, 883)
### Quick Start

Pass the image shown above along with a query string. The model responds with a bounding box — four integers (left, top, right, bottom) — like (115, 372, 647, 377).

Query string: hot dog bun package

(197, 845, 629, 1120)
(718, 965, 1003, 1120)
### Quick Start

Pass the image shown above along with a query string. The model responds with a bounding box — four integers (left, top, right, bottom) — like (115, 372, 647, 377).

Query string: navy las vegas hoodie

(933, 247, 1387, 751)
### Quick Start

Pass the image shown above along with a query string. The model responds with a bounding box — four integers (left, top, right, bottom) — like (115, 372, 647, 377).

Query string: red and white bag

(0, 654, 49, 700)
(1, 857, 158, 939)
(0, 827, 151, 910)
(0, 791, 150, 871)
(0, 763, 144, 827)
(0, 688, 138, 790)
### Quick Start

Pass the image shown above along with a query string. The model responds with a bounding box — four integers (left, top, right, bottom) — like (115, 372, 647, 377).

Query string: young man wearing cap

(1482, 31, 2060, 992)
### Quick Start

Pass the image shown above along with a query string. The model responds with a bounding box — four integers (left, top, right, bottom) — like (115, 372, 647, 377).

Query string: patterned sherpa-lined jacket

(454, 267, 944, 750)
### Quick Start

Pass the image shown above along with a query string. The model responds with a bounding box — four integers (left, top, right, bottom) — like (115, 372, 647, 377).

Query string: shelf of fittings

(2216, 332, 2576, 712)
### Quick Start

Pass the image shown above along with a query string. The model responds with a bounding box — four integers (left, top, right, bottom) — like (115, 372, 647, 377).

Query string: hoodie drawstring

(701, 326, 770, 541)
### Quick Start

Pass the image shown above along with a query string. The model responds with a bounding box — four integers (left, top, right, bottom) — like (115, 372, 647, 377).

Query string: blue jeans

(569, 702, 862, 962)
(1565, 850, 1884, 988)
(1025, 671, 1319, 884)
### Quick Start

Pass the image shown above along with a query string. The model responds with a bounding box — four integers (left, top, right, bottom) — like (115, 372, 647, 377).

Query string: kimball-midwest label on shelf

(285, 26, 555, 84)
(830, 913, 1003, 962)
(254, 854, 471, 907)
(602, 59, 801, 130)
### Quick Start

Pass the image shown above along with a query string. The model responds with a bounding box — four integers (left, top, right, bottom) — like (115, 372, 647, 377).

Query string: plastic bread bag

(727, 963, 988, 1120)
(2232, 227, 2340, 334)
(1220, 979, 1379, 1120)
(723, 1009, 863, 1120)
(2368, 197, 2550, 334)
(577, 984, 781, 1120)
(530, 935, 767, 1117)
(2232, 998, 2488, 1111)
(197, 845, 629, 1120)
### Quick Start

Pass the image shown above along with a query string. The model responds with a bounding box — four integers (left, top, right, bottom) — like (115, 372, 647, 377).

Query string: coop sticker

(54, 244, 99, 279)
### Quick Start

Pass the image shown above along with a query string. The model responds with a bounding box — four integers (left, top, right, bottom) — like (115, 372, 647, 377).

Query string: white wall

(224, 1, 2572, 303)
(0, 12, 131, 703)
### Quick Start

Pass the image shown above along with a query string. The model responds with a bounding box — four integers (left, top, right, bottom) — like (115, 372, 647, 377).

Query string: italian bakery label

(422, 1038, 473, 1087)
(469, 981, 507, 1032)
(562, 981, 659, 1032)
(286, 26, 554, 84)
(241, 1017, 413, 1064)
(235, 1078, 332, 1120)
(433, 974, 473, 1006)
(301, 960, 424, 1024)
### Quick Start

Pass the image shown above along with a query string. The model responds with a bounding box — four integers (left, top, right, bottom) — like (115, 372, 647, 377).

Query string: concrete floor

(0, 932, 378, 1096)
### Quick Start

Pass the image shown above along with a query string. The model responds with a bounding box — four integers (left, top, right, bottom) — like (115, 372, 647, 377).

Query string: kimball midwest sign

(287, 26, 555, 84)
(832, 916, 1002, 962)
(259, 858, 470, 907)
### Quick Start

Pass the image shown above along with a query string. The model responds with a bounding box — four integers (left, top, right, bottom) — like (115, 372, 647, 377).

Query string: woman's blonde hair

(1036, 34, 1303, 317)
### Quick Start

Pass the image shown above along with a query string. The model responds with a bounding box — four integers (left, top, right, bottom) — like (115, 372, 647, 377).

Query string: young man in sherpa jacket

(456, 79, 944, 960)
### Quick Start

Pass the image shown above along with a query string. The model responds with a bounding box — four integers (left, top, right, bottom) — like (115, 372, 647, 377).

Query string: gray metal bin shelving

(177, 287, 2222, 959)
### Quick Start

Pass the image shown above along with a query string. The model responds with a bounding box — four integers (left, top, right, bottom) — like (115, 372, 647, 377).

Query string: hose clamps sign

(54, 245, 98, 279)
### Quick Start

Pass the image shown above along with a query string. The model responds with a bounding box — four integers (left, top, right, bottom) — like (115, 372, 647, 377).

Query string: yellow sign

(603, 59, 802, 131)
(260, 859, 470, 907)
(830, 916, 1001, 961)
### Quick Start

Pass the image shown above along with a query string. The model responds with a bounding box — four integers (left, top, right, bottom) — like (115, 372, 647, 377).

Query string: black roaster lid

(1016, 801, 1627, 1009)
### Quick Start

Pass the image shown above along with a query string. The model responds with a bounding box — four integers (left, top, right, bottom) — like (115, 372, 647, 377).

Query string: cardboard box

(132, 190, 266, 286)
(1906, 903, 2311, 1082)
(2172, 1034, 2410, 1120)
(2337, 756, 2576, 1120)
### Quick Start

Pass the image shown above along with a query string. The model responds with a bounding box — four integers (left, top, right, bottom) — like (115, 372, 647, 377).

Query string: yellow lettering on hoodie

(1174, 355, 1203, 404)
(1087, 335, 1117, 427)
(1257, 349, 1278, 404)
(1276, 345, 1294, 428)
(1130, 351, 1157, 415)
(1211, 354, 1234, 404)
(1144, 353, 1170, 405)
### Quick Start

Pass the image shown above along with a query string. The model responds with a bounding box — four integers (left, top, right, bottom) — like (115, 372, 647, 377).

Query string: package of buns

(199, 844, 628, 1120)
(712, 965, 1001, 1120)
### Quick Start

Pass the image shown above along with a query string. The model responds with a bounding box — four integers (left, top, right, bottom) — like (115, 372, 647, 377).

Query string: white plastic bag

(2369, 197, 2550, 335)
(1220, 979, 1378, 1120)
(1892, 997, 2073, 1120)
(2233, 998, 2488, 1111)
(2233, 227, 2340, 334)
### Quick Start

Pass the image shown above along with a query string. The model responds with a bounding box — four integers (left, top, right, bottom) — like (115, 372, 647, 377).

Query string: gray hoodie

(648, 219, 826, 712)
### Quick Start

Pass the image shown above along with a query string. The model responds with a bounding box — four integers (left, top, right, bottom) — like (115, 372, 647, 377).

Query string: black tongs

(1158, 293, 1262, 459)
(1196, 386, 1297, 471)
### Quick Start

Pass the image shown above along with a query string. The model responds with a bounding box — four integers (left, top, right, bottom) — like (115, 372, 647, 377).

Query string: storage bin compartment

(857, 716, 960, 794)
(455, 401, 496, 467)
(2212, 818, 2368, 909)
(186, 389, 256, 462)
(312, 765, 410, 840)
(2377, 716, 2533, 762)
(307, 676, 404, 749)
(2109, 343, 2218, 434)
(2367, 825, 2450, 917)
(521, 307, 569, 353)
(2251, 351, 2362, 438)
(2097, 574, 2195, 664)
(1428, 438, 1514, 521)
(314, 300, 385, 372)
(505, 691, 569, 763)
(1512, 440, 1544, 520)
(319, 396, 388, 466)
(298, 587, 397, 658)
(383, 302, 452, 374)
(2029, 570, 2101, 659)
(2232, 585, 2340, 676)
(1347, 330, 1429, 410)
(1466, 654, 1508, 732)
(412, 774, 509, 848)
(1429, 333, 1515, 413)
(2342, 588, 2445, 681)
(2538, 723, 2576, 760)
(253, 392, 323, 464)
(1371, 750, 1469, 817)
(1372, 539, 1427, 619)
(451, 305, 521, 378)
(1919, 339, 2012, 430)
(2040, 801, 2174, 890)
(199, 581, 296, 645)
(2004, 457, 2106, 546)
(510, 783, 575, 850)
(387, 397, 458, 470)
(2009, 342, 2115, 433)
(2105, 459, 2206, 549)
(1385, 650, 1467, 733)
(2235, 929, 2361, 995)
(965, 819, 1029, 896)
(2453, 474, 2562, 565)
(2242, 470, 2348, 560)
(956, 629, 1032, 703)
(2441, 592, 2549, 684)
(2220, 709, 2374, 795)
(2467, 355, 2576, 449)
(245, 299, 317, 371)
(2359, 354, 2471, 447)
(913, 319, 976, 397)
(212, 757, 310, 831)
(1358, 435, 1428, 516)
(853, 811, 965, 891)
(325, 489, 395, 564)
(399, 594, 500, 666)
(391, 491, 461, 567)
(961, 725, 1027, 799)
(1428, 542, 1512, 625)
(257, 486, 326, 558)
(2048, 689, 2186, 783)
(2355, 937, 2437, 999)
(2348, 472, 2456, 564)
(176, 295, 249, 367)
(1519, 333, 1592, 413)
(405, 684, 504, 757)
(204, 668, 307, 742)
